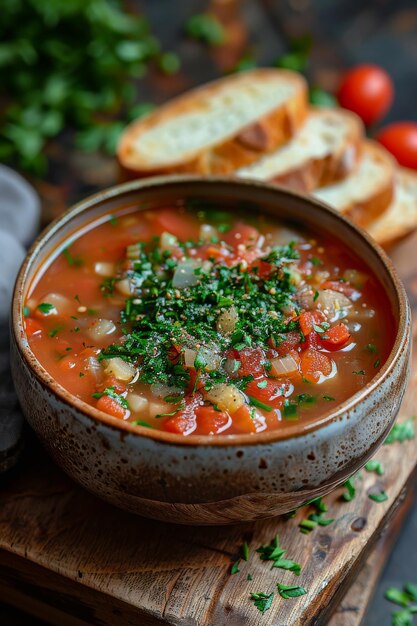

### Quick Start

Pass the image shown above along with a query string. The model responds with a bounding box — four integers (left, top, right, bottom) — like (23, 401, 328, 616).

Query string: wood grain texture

(0, 231, 417, 625)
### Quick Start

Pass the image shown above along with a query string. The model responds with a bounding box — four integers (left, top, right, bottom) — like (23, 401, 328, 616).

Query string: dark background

(2, 0, 417, 624)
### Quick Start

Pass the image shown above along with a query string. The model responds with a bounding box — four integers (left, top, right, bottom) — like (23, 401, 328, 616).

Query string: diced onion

(94, 262, 115, 277)
(205, 383, 245, 414)
(270, 354, 299, 377)
(183, 348, 197, 368)
(172, 259, 201, 289)
(160, 231, 179, 253)
(116, 278, 132, 297)
(40, 292, 73, 315)
(126, 243, 142, 260)
(127, 393, 149, 414)
(316, 289, 352, 320)
(199, 224, 218, 242)
(269, 227, 303, 245)
(87, 319, 116, 341)
(216, 306, 238, 335)
(85, 356, 102, 379)
(103, 357, 136, 381)
(183, 346, 221, 371)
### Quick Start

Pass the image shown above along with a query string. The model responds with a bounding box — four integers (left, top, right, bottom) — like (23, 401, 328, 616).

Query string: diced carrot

(96, 395, 126, 419)
(298, 310, 326, 336)
(232, 404, 257, 433)
(25, 317, 43, 338)
(320, 324, 351, 350)
(300, 348, 333, 383)
(162, 394, 202, 435)
(245, 378, 284, 410)
(195, 406, 231, 435)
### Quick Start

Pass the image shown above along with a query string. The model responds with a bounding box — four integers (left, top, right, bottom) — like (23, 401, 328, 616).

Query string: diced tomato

(320, 281, 357, 298)
(232, 404, 257, 433)
(97, 376, 127, 394)
(96, 395, 127, 419)
(320, 324, 351, 350)
(223, 223, 259, 248)
(252, 260, 274, 279)
(300, 348, 333, 383)
(237, 347, 265, 377)
(186, 367, 205, 393)
(298, 310, 326, 336)
(305, 331, 321, 350)
(274, 331, 301, 357)
(25, 317, 43, 338)
(246, 378, 284, 409)
(195, 405, 231, 435)
(151, 208, 200, 240)
(195, 243, 230, 261)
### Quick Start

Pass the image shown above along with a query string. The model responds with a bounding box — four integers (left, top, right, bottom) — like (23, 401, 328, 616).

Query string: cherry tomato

(337, 64, 394, 126)
(376, 122, 417, 170)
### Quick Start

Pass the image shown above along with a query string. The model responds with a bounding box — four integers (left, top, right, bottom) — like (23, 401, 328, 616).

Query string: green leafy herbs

(100, 239, 300, 390)
(256, 535, 302, 575)
(341, 477, 357, 502)
(250, 592, 274, 614)
(185, 13, 226, 45)
(353, 369, 365, 375)
(0, 0, 169, 173)
(131, 420, 152, 429)
(37, 302, 54, 314)
(277, 583, 307, 600)
(299, 497, 334, 534)
(385, 583, 417, 626)
(275, 35, 312, 74)
(230, 560, 240, 575)
(309, 86, 337, 107)
(248, 396, 273, 412)
(242, 542, 250, 562)
(92, 386, 128, 409)
(365, 460, 384, 476)
(62, 246, 83, 267)
(323, 395, 336, 401)
(283, 400, 298, 419)
(368, 490, 388, 503)
(384, 418, 415, 445)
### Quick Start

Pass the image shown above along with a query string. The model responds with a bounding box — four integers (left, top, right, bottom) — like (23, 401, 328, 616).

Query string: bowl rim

(12, 174, 411, 448)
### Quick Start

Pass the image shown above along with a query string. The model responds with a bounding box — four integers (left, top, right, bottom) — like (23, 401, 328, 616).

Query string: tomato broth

(25, 204, 395, 436)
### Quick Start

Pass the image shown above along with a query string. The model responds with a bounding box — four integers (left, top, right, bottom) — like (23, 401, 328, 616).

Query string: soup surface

(25, 203, 394, 436)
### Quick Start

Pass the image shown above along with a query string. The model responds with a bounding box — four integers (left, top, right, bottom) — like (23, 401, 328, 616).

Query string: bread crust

(118, 69, 308, 179)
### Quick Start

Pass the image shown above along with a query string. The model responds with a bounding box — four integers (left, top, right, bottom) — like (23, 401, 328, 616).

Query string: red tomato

(223, 223, 259, 248)
(151, 208, 200, 240)
(273, 331, 301, 357)
(337, 65, 394, 126)
(376, 122, 417, 170)
(195, 406, 231, 435)
(245, 378, 284, 410)
(320, 324, 351, 350)
(162, 394, 202, 435)
(236, 347, 265, 377)
(300, 348, 332, 383)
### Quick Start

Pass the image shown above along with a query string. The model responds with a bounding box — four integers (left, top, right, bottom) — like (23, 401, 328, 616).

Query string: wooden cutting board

(1, 232, 417, 626)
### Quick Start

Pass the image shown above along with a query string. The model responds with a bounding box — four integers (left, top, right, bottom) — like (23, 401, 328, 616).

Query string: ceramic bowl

(11, 176, 411, 525)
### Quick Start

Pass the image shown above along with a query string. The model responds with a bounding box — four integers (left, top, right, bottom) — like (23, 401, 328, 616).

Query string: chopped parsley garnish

(341, 477, 357, 502)
(277, 583, 307, 599)
(353, 369, 365, 375)
(298, 497, 334, 534)
(230, 560, 240, 575)
(368, 490, 388, 503)
(48, 326, 62, 338)
(310, 257, 323, 266)
(248, 396, 273, 412)
(283, 400, 298, 419)
(92, 386, 128, 409)
(385, 582, 417, 625)
(132, 420, 152, 428)
(323, 395, 336, 401)
(256, 535, 302, 574)
(62, 246, 83, 267)
(365, 460, 384, 476)
(37, 302, 54, 314)
(100, 238, 300, 390)
(365, 343, 378, 353)
(242, 542, 250, 561)
(250, 592, 274, 613)
(374, 358, 381, 368)
(384, 418, 415, 445)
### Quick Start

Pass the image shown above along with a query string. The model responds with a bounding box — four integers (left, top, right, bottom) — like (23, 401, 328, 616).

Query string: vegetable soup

(24, 204, 395, 436)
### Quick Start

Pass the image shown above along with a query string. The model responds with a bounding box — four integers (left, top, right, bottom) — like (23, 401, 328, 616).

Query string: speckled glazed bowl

(11, 176, 411, 525)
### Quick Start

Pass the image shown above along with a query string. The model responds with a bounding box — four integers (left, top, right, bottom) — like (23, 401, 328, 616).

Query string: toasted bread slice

(313, 140, 395, 227)
(237, 107, 363, 191)
(118, 69, 307, 177)
(366, 168, 417, 246)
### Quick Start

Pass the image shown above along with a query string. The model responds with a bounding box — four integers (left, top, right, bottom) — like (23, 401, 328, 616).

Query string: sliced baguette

(118, 69, 307, 177)
(366, 168, 417, 246)
(237, 107, 363, 191)
(313, 140, 395, 227)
